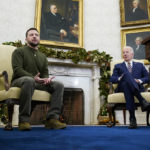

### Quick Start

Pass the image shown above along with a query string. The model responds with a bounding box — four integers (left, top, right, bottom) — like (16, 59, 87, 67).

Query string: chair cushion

(141, 92, 150, 102)
(0, 90, 8, 101)
(107, 92, 150, 103)
(3, 87, 51, 102)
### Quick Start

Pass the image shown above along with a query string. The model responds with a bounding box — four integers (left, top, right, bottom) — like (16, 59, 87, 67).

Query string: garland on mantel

(2, 40, 113, 116)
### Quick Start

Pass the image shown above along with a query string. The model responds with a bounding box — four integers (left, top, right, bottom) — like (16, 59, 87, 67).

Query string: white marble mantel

(47, 58, 100, 125)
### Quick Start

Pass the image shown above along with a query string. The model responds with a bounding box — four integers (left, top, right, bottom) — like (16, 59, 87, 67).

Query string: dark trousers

(11, 76, 64, 123)
(117, 72, 144, 111)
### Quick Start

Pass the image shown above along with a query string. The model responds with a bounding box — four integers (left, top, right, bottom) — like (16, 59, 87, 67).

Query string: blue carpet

(0, 126, 150, 150)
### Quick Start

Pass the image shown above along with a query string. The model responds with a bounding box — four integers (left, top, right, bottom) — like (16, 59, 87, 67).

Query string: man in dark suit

(41, 4, 77, 43)
(126, 0, 148, 22)
(110, 46, 150, 129)
(133, 37, 145, 60)
(43, 4, 70, 42)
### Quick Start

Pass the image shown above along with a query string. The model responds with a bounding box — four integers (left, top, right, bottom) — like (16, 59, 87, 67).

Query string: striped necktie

(127, 62, 132, 73)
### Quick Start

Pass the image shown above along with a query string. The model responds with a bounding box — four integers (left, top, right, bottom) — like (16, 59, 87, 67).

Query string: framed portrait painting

(34, 0, 83, 48)
(121, 27, 150, 61)
(120, 0, 150, 27)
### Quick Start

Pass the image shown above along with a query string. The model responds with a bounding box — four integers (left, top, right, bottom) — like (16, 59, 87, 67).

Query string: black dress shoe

(141, 100, 150, 112)
(128, 118, 137, 129)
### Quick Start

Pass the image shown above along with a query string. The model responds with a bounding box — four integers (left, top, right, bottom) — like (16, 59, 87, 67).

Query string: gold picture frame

(121, 26, 150, 62)
(34, 0, 83, 48)
(120, 0, 150, 27)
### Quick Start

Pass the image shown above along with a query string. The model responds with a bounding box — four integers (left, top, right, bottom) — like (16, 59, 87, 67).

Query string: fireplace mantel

(47, 58, 100, 125)
(48, 58, 99, 67)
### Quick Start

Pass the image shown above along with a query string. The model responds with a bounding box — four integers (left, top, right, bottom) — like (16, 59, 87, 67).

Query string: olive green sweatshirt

(11, 46, 49, 82)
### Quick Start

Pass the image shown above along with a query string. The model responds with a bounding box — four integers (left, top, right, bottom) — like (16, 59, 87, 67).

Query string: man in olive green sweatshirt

(11, 27, 66, 130)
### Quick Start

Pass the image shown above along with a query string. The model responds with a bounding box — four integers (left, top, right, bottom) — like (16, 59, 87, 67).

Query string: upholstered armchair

(107, 59, 150, 127)
(0, 45, 51, 130)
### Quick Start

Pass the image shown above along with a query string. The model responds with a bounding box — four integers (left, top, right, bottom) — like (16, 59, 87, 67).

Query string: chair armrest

(108, 82, 114, 94)
(0, 71, 10, 91)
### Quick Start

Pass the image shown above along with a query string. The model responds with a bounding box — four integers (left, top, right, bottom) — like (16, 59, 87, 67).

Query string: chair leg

(106, 103, 115, 127)
(146, 110, 150, 126)
(4, 103, 14, 131)
(123, 108, 126, 125)
(112, 107, 116, 126)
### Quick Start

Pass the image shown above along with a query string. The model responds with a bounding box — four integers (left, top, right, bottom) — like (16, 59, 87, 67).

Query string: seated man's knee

(53, 81, 64, 90)
(22, 76, 35, 86)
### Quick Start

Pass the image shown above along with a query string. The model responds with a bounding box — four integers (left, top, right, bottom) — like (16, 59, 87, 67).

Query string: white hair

(135, 36, 143, 42)
(123, 46, 134, 54)
(133, 0, 140, 3)
(50, 4, 56, 10)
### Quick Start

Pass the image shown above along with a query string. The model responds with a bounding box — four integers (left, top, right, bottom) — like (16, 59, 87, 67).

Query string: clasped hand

(34, 73, 55, 85)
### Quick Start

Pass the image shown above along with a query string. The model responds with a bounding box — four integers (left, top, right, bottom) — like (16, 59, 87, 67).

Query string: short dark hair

(25, 27, 39, 37)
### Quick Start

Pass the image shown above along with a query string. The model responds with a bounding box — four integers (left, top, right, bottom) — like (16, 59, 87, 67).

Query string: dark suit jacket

(44, 12, 69, 33)
(126, 7, 147, 21)
(110, 61, 149, 92)
(134, 45, 145, 60)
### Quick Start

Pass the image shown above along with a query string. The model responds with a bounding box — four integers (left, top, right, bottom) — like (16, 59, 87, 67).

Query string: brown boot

(45, 119, 66, 129)
(19, 122, 31, 131)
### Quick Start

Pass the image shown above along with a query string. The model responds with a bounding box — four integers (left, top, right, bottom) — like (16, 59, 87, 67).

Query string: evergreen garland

(1, 40, 113, 118)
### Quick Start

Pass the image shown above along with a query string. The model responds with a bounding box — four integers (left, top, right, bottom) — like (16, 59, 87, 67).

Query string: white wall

(0, 0, 122, 60)
(84, 0, 121, 60)
(0, 0, 36, 44)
